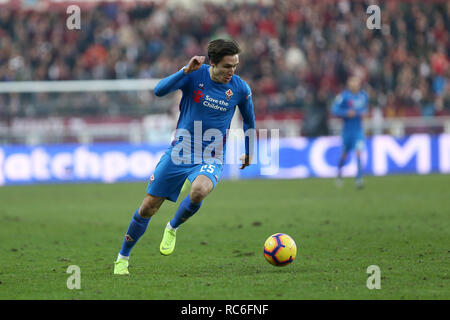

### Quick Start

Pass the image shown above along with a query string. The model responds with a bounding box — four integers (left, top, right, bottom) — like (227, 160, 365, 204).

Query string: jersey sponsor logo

(202, 95, 228, 112)
(225, 89, 233, 100)
(193, 89, 205, 103)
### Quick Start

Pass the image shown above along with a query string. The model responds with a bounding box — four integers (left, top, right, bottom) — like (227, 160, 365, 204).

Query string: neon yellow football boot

(113, 258, 130, 275)
(160, 223, 177, 256)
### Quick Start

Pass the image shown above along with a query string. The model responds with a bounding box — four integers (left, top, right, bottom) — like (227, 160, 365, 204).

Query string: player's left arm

(356, 91, 369, 116)
(331, 93, 348, 118)
(237, 82, 256, 170)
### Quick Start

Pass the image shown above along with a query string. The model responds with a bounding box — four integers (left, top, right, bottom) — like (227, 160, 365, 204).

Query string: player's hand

(184, 56, 205, 74)
(239, 154, 253, 170)
(347, 110, 356, 118)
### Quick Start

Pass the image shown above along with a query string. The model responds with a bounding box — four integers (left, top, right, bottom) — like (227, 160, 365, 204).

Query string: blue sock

(170, 194, 202, 229)
(119, 209, 151, 257)
(356, 157, 363, 180)
(337, 155, 346, 178)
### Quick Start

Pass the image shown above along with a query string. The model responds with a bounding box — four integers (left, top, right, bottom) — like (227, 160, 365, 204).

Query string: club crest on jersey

(193, 89, 204, 103)
(225, 89, 233, 100)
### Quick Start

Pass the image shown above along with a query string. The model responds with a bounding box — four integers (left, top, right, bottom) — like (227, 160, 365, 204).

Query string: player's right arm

(153, 56, 205, 97)
(331, 93, 348, 118)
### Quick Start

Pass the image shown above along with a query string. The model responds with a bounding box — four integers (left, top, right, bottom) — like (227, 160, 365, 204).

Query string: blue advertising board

(0, 134, 449, 186)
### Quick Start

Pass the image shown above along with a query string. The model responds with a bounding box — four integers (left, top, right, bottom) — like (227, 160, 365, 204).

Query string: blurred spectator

(0, 0, 449, 121)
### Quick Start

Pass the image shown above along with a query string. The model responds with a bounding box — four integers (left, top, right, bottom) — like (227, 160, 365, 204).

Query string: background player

(331, 76, 368, 189)
(114, 39, 256, 275)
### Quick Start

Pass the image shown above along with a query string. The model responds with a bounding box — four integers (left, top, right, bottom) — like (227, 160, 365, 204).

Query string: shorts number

(200, 164, 215, 174)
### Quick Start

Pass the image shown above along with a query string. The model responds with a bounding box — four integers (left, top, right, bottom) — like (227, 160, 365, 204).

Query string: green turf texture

(0, 175, 449, 299)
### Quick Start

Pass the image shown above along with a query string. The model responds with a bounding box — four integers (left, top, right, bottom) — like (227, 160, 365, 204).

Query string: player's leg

(170, 175, 212, 228)
(160, 175, 214, 256)
(337, 150, 347, 178)
(160, 163, 222, 256)
(355, 150, 363, 186)
(114, 150, 182, 274)
(337, 133, 351, 183)
(355, 139, 365, 189)
(120, 195, 165, 259)
(336, 149, 347, 187)
(172, 163, 221, 228)
(114, 195, 165, 275)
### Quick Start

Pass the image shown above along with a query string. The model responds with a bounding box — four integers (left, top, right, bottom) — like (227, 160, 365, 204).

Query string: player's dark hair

(207, 39, 240, 65)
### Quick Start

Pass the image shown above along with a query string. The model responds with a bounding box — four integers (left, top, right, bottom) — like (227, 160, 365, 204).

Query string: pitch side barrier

(0, 134, 449, 185)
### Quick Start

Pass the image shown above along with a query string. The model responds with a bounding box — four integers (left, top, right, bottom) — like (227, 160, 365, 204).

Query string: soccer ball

(263, 233, 297, 267)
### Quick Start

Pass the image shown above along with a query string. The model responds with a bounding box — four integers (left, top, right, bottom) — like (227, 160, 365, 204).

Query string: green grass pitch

(0, 175, 449, 299)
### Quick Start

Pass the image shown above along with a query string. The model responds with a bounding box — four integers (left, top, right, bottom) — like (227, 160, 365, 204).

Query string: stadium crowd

(0, 0, 449, 121)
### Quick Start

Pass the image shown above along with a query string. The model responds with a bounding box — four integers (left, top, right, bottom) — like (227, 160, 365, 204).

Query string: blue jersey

(154, 64, 255, 164)
(331, 89, 368, 135)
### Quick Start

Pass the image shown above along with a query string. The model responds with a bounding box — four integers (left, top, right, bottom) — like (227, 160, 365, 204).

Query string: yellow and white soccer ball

(263, 233, 297, 267)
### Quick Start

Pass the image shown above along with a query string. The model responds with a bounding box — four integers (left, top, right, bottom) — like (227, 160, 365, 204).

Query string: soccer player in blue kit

(114, 39, 255, 275)
(332, 76, 368, 189)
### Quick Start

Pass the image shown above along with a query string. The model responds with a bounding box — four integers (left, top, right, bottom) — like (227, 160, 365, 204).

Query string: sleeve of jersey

(331, 94, 347, 117)
(356, 92, 369, 116)
(153, 68, 190, 97)
(238, 83, 256, 156)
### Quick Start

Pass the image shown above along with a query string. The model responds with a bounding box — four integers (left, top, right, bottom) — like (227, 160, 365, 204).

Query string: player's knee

(139, 196, 163, 218)
(190, 185, 210, 203)
(139, 205, 157, 218)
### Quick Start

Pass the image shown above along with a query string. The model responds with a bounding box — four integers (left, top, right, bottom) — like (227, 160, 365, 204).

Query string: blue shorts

(342, 131, 365, 152)
(146, 149, 223, 202)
